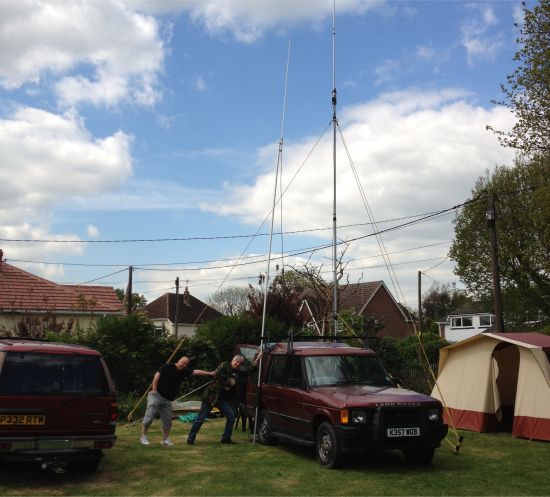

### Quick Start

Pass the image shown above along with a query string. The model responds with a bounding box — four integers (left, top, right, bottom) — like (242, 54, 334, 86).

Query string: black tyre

(402, 447, 435, 465)
(315, 422, 342, 469)
(257, 410, 277, 445)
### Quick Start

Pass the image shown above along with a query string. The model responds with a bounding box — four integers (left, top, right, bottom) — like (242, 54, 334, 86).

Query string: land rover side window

(0, 353, 108, 395)
(305, 355, 394, 387)
(268, 355, 286, 385)
(285, 356, 305, 389)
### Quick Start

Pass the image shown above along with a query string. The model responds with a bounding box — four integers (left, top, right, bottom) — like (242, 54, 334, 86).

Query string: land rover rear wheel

(257, 410, 277, 445)
(315, 422, 342, 469)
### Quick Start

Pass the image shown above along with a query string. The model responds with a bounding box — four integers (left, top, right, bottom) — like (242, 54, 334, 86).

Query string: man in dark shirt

(141, 356, 214, 446)
(187, 352, 261, 445)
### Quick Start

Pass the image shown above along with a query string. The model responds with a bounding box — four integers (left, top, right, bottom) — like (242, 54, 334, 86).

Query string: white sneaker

(140, 435, 150, 445)
(162, 438, 174, 446)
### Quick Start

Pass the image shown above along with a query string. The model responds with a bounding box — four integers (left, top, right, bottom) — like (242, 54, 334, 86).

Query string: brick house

(298, 280, 415, 339)
(143, 288, 223, 338)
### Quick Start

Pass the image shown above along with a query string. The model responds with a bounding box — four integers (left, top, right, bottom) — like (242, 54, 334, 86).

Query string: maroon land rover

(0, 339, 118, 473)
(239, 341, 447, 468)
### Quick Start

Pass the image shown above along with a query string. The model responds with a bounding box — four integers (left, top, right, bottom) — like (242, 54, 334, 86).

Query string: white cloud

(64, 178, 217, 212)
(461, 5, 504, 65)
(132, 0, 385, 43)
(87, 225, 100, 238)
(373, 59, 400, 86)
(0, 0, 164, 107)
(200, 89, 516, 303)
(0, 105, 132, 239)
(194, 76, 207, 92)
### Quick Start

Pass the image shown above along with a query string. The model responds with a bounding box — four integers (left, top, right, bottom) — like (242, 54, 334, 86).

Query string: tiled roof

(144, 292, 223, 324)
(339, 281, 383, 313)
(0, 262, 124, 314)
(63, 284, 125, 312)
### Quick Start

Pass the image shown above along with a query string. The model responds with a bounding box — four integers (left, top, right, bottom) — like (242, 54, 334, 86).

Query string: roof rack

(0, 335, 50, 343)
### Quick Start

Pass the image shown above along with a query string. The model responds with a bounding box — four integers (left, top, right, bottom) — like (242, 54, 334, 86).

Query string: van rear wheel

(315, 422, 342, 469)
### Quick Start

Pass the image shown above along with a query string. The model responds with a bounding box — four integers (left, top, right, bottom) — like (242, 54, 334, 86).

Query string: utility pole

(127, 266, 133, 314)
(174, 277, 180, 339)
(417, 270, 423, 333)
(486, 195, 505, 332)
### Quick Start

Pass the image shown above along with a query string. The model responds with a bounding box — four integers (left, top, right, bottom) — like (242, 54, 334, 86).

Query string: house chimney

(183, 286, 191, 307)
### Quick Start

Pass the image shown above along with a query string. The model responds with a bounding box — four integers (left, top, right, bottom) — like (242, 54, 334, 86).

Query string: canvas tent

(431, 332, 550, 442)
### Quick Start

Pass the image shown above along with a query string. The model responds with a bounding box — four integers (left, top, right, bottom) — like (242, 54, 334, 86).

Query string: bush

(373, 334, 449, 394)
(195, 315, 289, 360)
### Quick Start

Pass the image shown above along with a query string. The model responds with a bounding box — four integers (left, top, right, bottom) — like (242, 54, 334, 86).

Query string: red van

(0, 339, 118, 473)
(239, 341, 447, 468)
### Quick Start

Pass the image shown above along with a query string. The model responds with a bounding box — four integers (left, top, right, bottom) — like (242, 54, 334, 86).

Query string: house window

(451, 316, 473, 328)
(479, 315, 494, 327)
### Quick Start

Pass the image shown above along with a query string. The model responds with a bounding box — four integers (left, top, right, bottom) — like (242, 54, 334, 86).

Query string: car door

(277, 355, 308, 437)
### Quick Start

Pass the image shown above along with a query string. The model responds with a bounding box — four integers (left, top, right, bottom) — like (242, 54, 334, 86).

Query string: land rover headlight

(428, 408, 440, 421)
(351, 410, 367, 424)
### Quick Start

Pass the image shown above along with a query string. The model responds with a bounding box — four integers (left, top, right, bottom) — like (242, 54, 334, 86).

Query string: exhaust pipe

(41, 460, 67, 474)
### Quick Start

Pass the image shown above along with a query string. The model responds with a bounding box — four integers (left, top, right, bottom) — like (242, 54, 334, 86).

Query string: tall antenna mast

(331, 0, 338, 338)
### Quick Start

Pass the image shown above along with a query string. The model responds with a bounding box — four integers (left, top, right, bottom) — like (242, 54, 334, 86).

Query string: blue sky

(0, 0, 526, 310)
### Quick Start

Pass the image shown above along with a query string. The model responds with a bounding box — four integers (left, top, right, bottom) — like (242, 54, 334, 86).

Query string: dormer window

(451, 316, 473, 328)
(479, 315, 495, 327)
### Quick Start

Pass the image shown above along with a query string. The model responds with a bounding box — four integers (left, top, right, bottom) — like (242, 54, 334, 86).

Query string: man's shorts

(143, 391, 173, 431)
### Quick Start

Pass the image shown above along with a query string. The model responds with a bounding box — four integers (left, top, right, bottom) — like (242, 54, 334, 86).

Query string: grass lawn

(1, 418, 549, 496)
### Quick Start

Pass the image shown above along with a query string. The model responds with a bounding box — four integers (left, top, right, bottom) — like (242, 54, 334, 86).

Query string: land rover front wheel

(257, 410, 277, 445)
(402, 447, 434, 465)
(315, 422, 342, 469)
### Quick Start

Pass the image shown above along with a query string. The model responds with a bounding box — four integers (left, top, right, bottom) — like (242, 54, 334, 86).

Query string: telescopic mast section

(331, 1, 339, 338)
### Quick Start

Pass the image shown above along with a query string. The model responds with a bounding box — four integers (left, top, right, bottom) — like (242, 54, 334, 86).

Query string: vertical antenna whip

(254, 42, 292, 444)
(331, 0, 339, 338)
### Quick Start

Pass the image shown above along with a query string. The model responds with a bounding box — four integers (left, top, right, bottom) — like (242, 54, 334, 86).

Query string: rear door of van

(0, 351, 115, 436)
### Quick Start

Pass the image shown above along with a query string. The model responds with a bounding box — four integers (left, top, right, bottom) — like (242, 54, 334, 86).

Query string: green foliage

(487, 0, 550, 156)
(115, 288, 147, 311)
(195, 315, 288, 360)
(374, 334, 449, 394)
(85, 313, 176, 396)
(422, 283, 470, 333)
(449, 156, 550, 329)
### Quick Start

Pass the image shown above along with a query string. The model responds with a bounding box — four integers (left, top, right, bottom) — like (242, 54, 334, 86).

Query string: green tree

(195, 315, 288, 360)
(115, 288, 147, 311)
(86, 313, 175, 396)
(487, 0, 550, 157)
(422, 283, 469, 333)
(449, 156, 550, 328)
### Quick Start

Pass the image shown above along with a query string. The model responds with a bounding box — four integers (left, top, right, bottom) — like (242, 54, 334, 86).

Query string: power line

(0, 210, 450, 244)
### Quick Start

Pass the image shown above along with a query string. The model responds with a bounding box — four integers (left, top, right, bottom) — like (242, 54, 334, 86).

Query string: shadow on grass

(272, 441, 446, 473)
(0, 461, 100, 486)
